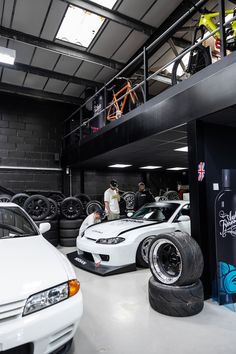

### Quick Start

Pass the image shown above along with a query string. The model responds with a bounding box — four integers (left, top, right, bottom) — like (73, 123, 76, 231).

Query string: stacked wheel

(59, 197, 84, 246)
(59, 219, 83, 247)
(148, 231, 204, 317)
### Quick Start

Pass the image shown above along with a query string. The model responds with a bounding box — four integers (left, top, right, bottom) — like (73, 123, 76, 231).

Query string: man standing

(78, 209, 103, 237)
(104, 179, 120, 220)
(134, 182, 155, 211)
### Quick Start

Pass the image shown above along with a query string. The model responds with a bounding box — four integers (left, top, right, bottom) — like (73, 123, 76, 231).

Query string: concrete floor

(60, 246, 236, 354)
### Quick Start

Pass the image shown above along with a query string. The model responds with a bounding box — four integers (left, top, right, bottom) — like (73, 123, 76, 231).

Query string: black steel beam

(172, 36, 191, 48)
(0, 26, 123, 70)
(123, 0, 208, 77)
(0, 82, 82, 105)
(0, 61, 102, 88)
(61, 0, 156, 36)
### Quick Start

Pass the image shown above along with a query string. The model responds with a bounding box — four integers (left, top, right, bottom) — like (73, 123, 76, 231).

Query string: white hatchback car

(76, 201, 190, 274)
(0, 203, 83, 354)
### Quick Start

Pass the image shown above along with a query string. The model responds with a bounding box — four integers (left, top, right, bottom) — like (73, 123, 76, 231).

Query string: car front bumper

(0, 291, 83, 354)
(77, 236, 137, 267)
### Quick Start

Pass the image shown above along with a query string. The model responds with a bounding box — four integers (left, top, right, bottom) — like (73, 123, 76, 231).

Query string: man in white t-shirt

(104, 179, 120, 220)
(78, 209, 103, 237)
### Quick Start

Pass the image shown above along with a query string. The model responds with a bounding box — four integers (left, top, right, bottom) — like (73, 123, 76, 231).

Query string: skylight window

(57, 0, 117, 48)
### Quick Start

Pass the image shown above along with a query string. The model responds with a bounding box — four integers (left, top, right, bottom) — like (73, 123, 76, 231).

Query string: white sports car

(0, 203, 83, 354)
(76, 201, 190, 275)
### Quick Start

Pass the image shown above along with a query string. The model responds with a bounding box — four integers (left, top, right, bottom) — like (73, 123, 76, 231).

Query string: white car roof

(0, 203, 18, 207)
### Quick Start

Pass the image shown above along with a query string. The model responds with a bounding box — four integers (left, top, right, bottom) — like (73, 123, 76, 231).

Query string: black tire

(60, 238, 76, 247)
(172, 45, 211, 85)
(149, 277, 204, 317)
(24, 195, 50, 221)
(60, 228, 79, 239)
(0, 194, 11, 202)
(74, 193, 91, 210)
(48, 219, 59, 231)
(46, 198, 58, 220)
(148, 231, 204, 286)
(60, 197, 83, 220)
(136, 236, 157, 267)
(86, 200, 104, 216)
(48, 193, 65, 204)
(60, 219, 83, 230)
(11, 193, 30, 207)
(42, 230, 58, 241)
(48, 239, 59, 247)
(122, 191, 135, 210)
(128, 86, 145, 111)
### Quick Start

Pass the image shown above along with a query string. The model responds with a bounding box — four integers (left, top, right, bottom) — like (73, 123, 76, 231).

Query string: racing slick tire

(60, 237, 77, 247)
(149, 276, 204, 317)
(148, 231, 203, 286)
(59, 228, 79, 239)
(24, 194, 50, 221)
(59, 219, 83, 230)
(60, 197, 83, 220)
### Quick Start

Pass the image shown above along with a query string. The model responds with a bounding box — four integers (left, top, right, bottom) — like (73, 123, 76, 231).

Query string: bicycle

(171, 7, 236, 85)
(106, 77, 144, 121)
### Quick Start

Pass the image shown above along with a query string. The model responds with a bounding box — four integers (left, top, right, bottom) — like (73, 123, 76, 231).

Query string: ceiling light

(0, 47, 16, 65)
(167, 167, 188, 171)
(139, 166, 162, 170)
(174, 146, 188, 152)
(56, 1, 117, 48)
(108, 164, 132, 168)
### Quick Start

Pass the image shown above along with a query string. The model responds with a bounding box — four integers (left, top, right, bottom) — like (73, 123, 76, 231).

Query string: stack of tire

(10, 194, 59, 247)
(148, 231, 204, 317)
(59, 196, 85, 247)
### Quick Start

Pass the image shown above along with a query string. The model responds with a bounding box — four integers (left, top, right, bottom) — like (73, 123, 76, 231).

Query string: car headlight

(23, 279, 80, 316)
(96, 237, 125, 244)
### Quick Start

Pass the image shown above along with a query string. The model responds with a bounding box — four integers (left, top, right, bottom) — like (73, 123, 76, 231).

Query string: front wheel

(136, 236, 157, 267)
(171, 45, 212, 85)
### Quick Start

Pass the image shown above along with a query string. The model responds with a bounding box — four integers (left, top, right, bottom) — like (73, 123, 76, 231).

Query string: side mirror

(127, 212, 134, 218)
(39, 222, 51, 234)
(177, 215, 190, 222)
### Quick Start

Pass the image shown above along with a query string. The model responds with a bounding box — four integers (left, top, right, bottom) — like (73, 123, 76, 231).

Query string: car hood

(0, 236, 71, 303)
(85, 218, 156, 240)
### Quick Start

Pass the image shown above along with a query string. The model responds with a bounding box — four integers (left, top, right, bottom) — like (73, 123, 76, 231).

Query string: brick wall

(0, 92, 74, 193)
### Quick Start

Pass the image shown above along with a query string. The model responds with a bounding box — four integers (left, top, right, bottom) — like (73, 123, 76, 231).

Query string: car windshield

(0, 207, 38, 239)
(131, 203, 179, 222)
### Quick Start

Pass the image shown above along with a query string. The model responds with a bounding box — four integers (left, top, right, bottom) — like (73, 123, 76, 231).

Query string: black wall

(67, 168, 187, 202)
(188, 116, 236, 298)
(0, 92, 73, 193)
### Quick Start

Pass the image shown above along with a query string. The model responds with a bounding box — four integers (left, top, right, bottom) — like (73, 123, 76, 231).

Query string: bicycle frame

(199, 9, 236, 39)
(106, 80, 138, 121)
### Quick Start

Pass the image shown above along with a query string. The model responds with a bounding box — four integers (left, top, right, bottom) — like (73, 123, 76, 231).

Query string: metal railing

(63, 0, 232, 144)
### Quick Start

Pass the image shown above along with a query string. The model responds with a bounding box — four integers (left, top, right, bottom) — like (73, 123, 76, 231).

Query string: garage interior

(1, 0, 236, 353)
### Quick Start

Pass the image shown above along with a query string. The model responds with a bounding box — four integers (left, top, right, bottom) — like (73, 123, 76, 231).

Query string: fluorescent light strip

(108, 164, 132, 168)
(174, 146, 188, 152)
(166, 167, 188, 171)
(0, 166, 62, 171)
(139, 166, 162, 170)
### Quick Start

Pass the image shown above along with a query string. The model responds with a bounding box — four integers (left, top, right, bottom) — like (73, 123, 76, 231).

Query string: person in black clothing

(134, 182, 155, 211)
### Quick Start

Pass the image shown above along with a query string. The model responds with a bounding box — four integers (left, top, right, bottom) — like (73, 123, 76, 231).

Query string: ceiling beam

(0, 26, 123, 70)
(61, 0, 156, 36)
(0, 82, 82, 105)
(123, 0, 208, 77)
(0, 62, 103, 88)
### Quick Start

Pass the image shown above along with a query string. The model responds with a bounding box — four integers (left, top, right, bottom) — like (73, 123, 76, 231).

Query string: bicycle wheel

(106, 102, 121, 121)
(128, 86, 145, 112)
(171, 45, 212, 85)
